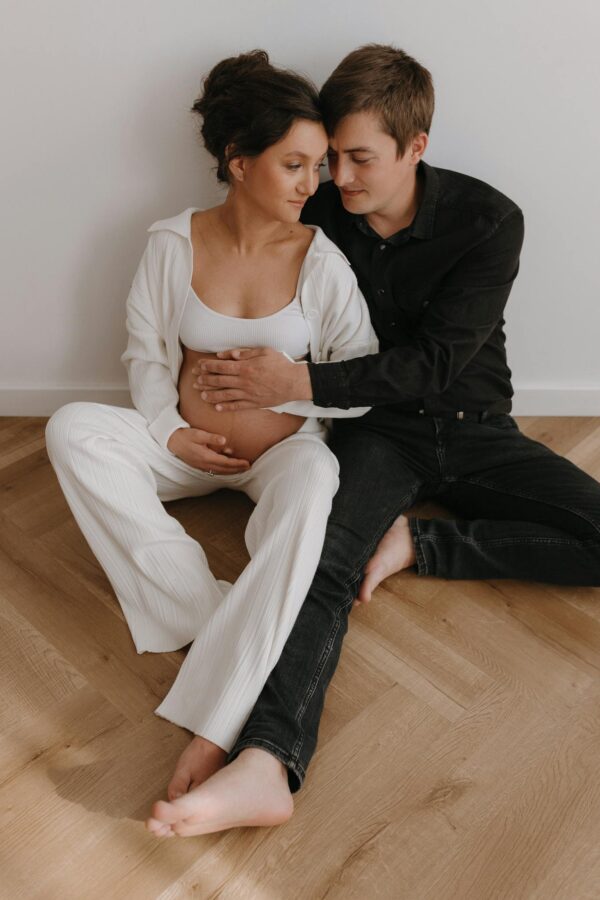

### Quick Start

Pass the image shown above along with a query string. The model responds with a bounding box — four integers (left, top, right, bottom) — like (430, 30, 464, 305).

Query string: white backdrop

(1, 0, 599, 415)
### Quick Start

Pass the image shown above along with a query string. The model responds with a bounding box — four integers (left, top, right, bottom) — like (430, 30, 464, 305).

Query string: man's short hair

(320, 44, 434, 155)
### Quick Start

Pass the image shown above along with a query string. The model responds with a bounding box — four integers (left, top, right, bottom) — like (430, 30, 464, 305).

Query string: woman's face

(233, 119, 328, 223)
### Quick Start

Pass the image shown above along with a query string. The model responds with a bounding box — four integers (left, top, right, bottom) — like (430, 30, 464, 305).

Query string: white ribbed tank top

(179, 287, 311, 358)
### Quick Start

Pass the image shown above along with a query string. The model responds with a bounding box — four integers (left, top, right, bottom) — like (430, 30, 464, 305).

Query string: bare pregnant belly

(177, 349, 307, 463)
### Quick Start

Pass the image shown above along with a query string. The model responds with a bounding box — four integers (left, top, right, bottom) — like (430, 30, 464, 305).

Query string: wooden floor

(1, 416, 600, 900)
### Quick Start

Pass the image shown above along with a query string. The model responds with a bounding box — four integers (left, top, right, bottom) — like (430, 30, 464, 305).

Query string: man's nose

(331, 156, 352, 187)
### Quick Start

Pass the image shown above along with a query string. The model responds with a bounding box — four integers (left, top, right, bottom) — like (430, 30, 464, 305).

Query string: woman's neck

(217, 192, 292, 254)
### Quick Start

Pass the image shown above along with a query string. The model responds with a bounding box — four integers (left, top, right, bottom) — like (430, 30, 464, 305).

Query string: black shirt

(302, 161, 525, 414)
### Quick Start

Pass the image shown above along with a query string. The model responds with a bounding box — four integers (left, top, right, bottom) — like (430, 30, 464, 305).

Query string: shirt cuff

(308, 361, 351, 409)
(148, 405, 190, 450)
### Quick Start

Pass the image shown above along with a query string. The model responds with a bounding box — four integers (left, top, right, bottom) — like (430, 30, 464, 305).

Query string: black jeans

(228, 412, 600, 790)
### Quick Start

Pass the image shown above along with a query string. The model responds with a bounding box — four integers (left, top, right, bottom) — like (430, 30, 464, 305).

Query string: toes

(146, 816, 174, 837)
(357, 580, 369, 604)
(172, 821, 207, 838)
(150, 799, 186, 825)
(168, 768, 191, 801)
(357, 572, 378, 604)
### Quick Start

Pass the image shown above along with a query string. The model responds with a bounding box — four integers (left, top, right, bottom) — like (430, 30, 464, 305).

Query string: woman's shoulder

(304, 224, 351, 265)
(147, 207, 203, 240)
(298, 227, 359, 315)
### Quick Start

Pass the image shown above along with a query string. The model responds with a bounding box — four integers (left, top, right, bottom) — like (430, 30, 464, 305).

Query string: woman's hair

(192, 50, 322, 183)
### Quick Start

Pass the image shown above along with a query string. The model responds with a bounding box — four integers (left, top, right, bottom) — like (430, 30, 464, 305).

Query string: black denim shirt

(302, 162, 525, 413)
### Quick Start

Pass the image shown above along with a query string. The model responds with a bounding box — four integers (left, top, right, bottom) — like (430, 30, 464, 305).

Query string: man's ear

(410, 132, 429, 165)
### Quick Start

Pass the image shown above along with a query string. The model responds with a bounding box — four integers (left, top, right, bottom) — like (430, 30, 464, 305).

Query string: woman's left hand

(191, 348, 313, 410)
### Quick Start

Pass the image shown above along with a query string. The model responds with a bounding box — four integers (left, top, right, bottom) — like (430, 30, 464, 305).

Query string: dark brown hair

(320, 44, 434, 155)
(192, 50, 322, 183)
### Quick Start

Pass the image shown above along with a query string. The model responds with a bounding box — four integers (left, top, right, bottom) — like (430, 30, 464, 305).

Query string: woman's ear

(227, 146, 245, 182)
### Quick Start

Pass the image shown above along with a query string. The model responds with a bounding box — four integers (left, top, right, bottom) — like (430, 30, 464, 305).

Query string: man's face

(327, 110, 421, 218)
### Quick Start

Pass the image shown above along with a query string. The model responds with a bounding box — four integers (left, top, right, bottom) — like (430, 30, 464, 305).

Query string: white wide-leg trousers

(45, 402, 339, 751)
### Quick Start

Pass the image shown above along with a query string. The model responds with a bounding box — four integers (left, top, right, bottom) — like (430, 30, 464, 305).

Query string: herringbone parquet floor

(1, 415, 599, 900)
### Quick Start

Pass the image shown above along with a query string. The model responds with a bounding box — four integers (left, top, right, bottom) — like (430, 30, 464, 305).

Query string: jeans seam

(419, 534, 596, 547)
(411, 518, 429, 575)
(291, 603, 346, 764)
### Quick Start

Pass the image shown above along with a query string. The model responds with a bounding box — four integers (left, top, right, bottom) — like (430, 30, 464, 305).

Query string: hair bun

(200, 50, 271, 102)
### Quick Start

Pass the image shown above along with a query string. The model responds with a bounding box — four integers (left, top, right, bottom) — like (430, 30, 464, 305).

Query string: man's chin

(338, 189, 369, 213)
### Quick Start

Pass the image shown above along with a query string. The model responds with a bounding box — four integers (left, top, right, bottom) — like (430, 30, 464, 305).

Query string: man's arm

(196, 206, 523, 410)
(310, 206, 525, 408)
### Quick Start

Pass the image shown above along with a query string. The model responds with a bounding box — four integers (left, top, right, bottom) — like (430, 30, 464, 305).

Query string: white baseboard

(0, 386, 599, 417)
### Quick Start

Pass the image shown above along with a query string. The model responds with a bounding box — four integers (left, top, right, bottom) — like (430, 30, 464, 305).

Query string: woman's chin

(284, 204, 304, 221)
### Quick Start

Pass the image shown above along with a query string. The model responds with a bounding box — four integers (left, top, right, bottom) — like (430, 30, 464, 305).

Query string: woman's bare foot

(145, 748, 293, 838)
(167, 735, 227, 801)
(356, 515, 416, 605)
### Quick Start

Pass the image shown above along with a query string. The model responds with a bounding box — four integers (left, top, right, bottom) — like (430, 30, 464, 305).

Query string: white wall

(1, 0, 599, 415)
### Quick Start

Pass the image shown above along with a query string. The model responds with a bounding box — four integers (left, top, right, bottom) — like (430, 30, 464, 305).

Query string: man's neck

(365, 167, 423, 240)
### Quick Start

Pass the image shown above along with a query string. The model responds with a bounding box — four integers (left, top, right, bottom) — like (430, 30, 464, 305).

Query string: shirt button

(377, 288, 385, 295)
(379, 243, 387, 250)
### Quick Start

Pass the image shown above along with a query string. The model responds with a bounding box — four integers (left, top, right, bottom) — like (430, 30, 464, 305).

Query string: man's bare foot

(356, 514, 416, 605)
(145, 748, 293, 838)
(167, 736, 227, 801)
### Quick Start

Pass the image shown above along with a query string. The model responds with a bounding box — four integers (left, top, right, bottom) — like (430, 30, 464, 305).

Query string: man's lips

(341, 188, 364, 197)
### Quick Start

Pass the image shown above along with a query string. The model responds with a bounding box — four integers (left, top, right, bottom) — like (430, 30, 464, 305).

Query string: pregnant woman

(45, 50, 377, 836)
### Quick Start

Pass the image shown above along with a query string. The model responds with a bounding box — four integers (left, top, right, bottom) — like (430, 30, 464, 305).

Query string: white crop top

(179, 287, 311, 359)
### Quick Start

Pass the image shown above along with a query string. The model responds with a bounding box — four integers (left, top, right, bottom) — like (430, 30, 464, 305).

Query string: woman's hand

(167, 428, 250, 475)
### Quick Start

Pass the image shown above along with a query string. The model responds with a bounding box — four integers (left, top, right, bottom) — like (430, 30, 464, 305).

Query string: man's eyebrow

(328, 146, 377, 154)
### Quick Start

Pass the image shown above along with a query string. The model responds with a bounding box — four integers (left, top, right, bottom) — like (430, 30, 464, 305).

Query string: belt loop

(456, 411, 464, 420)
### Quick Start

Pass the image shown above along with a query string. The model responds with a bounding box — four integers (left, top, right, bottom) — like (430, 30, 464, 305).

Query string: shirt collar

(352, 160, 439, 244)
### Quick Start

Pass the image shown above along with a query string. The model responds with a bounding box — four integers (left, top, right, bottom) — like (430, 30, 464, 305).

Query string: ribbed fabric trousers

(45, 402, 339, 751)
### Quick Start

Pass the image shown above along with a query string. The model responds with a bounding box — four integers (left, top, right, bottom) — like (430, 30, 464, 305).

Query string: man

(150, 44, 600, 837)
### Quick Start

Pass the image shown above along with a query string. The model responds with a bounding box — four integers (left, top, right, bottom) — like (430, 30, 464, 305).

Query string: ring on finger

(207, 469, 215, 477)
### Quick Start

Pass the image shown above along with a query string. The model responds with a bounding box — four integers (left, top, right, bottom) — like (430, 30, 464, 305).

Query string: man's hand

(191, 348, 313, 411)
(167, 428, 250, 474)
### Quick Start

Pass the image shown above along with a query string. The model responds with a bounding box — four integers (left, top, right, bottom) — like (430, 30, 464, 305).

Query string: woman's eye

(286, 164, 302, 170)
